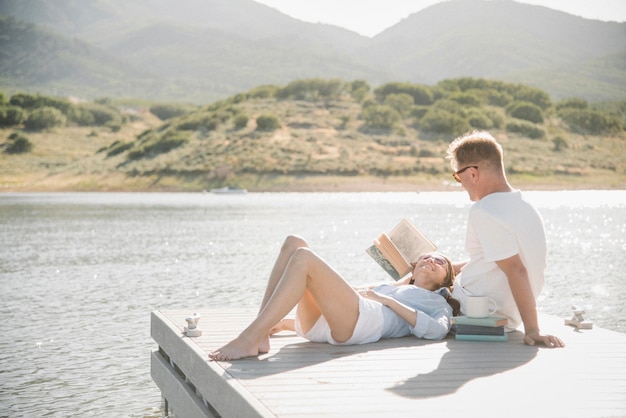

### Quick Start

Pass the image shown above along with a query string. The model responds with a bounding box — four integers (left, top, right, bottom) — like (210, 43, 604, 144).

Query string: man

(447, 130, 564, 348)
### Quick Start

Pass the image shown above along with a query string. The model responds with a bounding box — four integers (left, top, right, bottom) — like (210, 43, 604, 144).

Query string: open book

(366, 218, 437, 280)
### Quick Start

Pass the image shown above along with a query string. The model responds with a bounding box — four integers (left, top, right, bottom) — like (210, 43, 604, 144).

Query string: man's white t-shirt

(451, 190, 546, 331)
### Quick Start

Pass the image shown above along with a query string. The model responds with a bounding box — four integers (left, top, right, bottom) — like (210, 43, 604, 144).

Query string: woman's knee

(282, 235, 309, 253)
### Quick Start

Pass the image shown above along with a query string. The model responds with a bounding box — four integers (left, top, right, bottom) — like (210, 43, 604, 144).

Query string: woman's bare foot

(209, 335, 261, 361)
(269, 318, 295, 335)
(258, 335, 270, 354)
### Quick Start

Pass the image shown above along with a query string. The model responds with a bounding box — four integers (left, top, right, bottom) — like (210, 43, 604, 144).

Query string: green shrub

(420, 109, 471, 135)
(374, 82, 434, 106)
(5, 132, 33, 154)
(233, 114, 249, 130)
(557, 108, 622, 135)
(362, 105, 401, 130)
(508, 85, 552, 110)
(431, 99, 466, 116)
(0, 106, 27, 127)
(347, 80, 370, 102)
(448, 92, 483, 107)
(246, 84, 280, 99)
(69, 107, 96, 126)
(80, 103, 121, 126)
(175, 113, 219, 131)
(384, 93, 414, 117)
(410, 106, 429, 120)
(277, 79, 343, 101)
(484, 89, 513, 107)
(9, 93, 43, 109)
(24, 106, 66, 130)
(466, 109, 493, 129)
(106, 141, 134, 157)
(256, 114, 281, 131)
(10, 93, 75, 115)
(506, 121, 545, 139)
(552, 136, 568, 152)
(556, 98, 588, 111)
(127, 133, 189, 160)
(506, 101, 544, 123)
(150, 103, 195, 120)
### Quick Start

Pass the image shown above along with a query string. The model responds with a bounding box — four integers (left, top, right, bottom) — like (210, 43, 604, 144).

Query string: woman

(209, 235, 459, 361)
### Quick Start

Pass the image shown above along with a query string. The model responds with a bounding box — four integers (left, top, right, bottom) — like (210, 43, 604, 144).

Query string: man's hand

(524, 331, 565, 348)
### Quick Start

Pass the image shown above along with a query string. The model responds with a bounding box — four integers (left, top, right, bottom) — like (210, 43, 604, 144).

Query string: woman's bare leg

(209, 246, 360, 361)
(257, 236, 307, 353)
(260, 235, 309, 311)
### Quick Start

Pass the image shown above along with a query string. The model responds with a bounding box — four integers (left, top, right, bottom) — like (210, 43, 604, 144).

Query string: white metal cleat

(564, 306, 593, 329)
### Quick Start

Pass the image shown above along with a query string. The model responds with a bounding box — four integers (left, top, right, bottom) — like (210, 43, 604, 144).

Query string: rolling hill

(0, 0, 624, 103)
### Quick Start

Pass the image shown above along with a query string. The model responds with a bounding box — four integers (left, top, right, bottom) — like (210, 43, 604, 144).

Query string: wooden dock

(151, 309, 626, 418)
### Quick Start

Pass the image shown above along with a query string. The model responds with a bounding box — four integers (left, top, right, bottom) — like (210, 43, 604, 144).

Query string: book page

(388, 218, 437, 263)
(375, 233, 411, 277)
(365, 245, 401, 280)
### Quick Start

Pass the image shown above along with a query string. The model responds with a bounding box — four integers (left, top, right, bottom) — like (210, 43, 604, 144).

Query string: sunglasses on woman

(420, 254, 447, 266)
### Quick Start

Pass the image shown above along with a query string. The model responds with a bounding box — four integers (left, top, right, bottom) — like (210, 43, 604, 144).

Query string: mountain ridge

(0, 0, 624, 103)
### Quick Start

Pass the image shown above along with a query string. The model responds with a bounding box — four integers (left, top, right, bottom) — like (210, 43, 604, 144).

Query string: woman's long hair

(440, 254, 461, 317)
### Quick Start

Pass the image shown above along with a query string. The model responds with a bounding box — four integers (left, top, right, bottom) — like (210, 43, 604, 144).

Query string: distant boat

(209, 186, 248, 194)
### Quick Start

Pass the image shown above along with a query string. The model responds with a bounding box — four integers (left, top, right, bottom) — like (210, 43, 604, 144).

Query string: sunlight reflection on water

(0, 190, 624, 417)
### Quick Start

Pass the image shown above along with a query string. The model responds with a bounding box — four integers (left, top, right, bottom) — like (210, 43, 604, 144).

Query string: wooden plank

(150, 311, 274, 418)
(150, 350, 215, 418)
(151, 309, 626, 418)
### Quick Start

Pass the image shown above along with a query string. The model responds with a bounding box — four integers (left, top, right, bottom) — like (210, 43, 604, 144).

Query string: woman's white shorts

(294, 296, 385, 345)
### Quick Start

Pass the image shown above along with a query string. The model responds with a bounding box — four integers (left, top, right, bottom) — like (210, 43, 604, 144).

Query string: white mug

(465, 296, 497, 318)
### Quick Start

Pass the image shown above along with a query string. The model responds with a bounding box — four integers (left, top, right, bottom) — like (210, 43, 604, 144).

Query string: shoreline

(1, 174, 624, 193)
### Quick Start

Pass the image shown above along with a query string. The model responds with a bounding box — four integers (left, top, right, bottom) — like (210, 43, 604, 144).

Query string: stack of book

(452, 315, 509, 342)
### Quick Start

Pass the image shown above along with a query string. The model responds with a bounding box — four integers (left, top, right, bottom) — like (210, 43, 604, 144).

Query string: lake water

(1, 190, 624, 417)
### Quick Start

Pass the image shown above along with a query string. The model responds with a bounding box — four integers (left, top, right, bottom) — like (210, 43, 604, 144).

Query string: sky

(254, 0, 626, 37)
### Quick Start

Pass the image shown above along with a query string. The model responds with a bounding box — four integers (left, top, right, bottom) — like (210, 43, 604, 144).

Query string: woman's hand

(358, 288, 392, 306)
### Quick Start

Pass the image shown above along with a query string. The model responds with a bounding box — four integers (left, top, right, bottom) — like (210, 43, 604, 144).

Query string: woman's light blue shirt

(373, 284, 452, 340)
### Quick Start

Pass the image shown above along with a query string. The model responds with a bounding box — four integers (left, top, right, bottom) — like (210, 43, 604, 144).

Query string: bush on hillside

(466, 109, 494, 130)
(556, 97, 588, 111)
(105, 140, 134, 157)
(506, 101, 544, 123)
(69, 107, 96, 126)
(362, 105, 401, 130)
(0, 106, 27, 127)
(277, 79, 343, 101)
(245, 84, 280, 99)
(10, 93, 74, 115)
(24, 106, 66, 130)
(436, 78, 551, 109)
(508, 85, 552, 110)
(127, 132, 190, 160)
(256, 114, 280, 131)
(410, 106, 429, 120)
(483, 89, 513, 107)
(558, 108, 622, 135)
(506, 120, 545, 139)
(552, 136, 568, 152)
(83, 103, 121, 126)
(347, 80, 370, 102)
(419, 108, 471, 135)
(150, 103, 195, 120)
(233, 114, 249, 130)
(374, 82, 434, 106)
(448, 91, 484, 107)
(4, 132, 33, 154)
(384, 93, 414, 117)
(176, 113, 219, 131)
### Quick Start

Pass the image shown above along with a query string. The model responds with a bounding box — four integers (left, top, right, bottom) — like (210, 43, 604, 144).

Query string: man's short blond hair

(446, 130, 504, 172)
